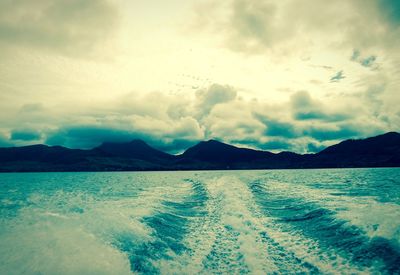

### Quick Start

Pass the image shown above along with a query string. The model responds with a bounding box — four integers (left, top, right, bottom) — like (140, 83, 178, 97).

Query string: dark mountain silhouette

(0, 140, 173, 172)
(94, 139, 175, 162)
(0, 144, 94, 164)
(308, 132, 400, 168)
(0, 132, 399, 172)
(181, 139, 275, 162)
(177, 139, 303, 169)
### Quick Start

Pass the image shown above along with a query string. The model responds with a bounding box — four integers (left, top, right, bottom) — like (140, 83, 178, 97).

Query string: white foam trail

(206, 176, 280, 273)
(1, 171, 397, 274)
(0, 179, 191, 275)
(155, 175, 279, 274)
(261, 179, 400, 242)
(158, 175, 371, 274)
(239, 181, 371, 274)
(0, 208, 133, 275)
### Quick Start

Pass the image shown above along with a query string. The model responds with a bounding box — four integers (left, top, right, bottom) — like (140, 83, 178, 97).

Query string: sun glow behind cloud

(0, 0, 399, 153)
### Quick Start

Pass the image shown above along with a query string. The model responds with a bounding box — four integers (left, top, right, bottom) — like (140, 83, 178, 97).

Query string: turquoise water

(0, 168, 399, 274)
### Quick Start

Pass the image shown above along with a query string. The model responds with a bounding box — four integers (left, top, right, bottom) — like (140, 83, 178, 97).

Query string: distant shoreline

(1, 166, 399, 174)
(1, 132, 399, 172)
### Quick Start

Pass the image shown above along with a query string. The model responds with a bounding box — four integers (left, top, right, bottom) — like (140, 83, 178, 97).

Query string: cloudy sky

(0, 0, 399, 153)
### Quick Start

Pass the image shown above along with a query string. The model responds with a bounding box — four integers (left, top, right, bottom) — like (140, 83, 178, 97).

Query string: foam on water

(118, 180, 199, 273)
(0, 169, 399, 274)
(154, 176, 365, 274)
(188, 176, 280, 274)
(257, 178, 400, 242)
(248, 176, 400, 273)
(0, 174, 186, 275)
(0, 210, 132, 275)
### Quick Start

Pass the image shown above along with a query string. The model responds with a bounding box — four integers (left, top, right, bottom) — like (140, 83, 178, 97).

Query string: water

(0, 168, 399, 274)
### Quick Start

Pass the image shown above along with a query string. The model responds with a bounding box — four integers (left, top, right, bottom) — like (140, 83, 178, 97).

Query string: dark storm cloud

(307, 142, 326, 153)
(0, 135, 13, 147)
(45, 126, 142, 149)
(379, 0, 400, 25)
(303, 126, 362, 141)
(294, 111, 326, 121)
(330, 71, 345, 83)
(290, 91, 351, 122)
(259, 139, 292, 151)
(251, 105, 371, 152)
(254, 114, 298, 138)
(351, 49, 378, 68)
(0, 0, 118, 56)
(294, 111, 350, 122)
(11, 129, 41, 141)
(45, 125, 201, 153)
(360, 56, 377, 67)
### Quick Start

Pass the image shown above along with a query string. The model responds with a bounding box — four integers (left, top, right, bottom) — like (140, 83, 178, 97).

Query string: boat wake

(1, 170, 399, 274)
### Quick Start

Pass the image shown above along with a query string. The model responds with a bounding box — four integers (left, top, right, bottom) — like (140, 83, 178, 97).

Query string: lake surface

(0, 168, 399, 274)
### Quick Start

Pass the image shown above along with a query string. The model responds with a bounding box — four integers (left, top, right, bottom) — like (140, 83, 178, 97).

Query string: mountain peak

(0, 131, 399, 171)
(184, 139, 236, 153)
(377, 131, 400, 138)
(315, 131, 400, 167)
(205, 139, 223, 144)
(95, 139, 173, 161)
(182, 139, 273, 163)
(129, 139, 148, 145)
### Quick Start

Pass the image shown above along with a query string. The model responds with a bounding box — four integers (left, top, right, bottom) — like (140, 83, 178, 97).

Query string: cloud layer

(0, 0, 399, 153)
(1, 82, 394, 153)
(0, 0, 118, 56)
(196, 0, 400, 55)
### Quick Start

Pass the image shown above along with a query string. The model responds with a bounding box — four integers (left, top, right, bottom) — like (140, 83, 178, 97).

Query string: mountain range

(0, 132, 399, 172)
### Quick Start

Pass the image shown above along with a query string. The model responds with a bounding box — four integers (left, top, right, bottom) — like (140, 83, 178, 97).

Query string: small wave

(1, 169, 399, 274)
(116, 177, 209, 274)
(249, 177, 400, 273)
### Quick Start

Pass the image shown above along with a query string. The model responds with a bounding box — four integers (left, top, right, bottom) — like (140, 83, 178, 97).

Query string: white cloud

(0, 1, 399, 153)
(0, 0, 118, 57)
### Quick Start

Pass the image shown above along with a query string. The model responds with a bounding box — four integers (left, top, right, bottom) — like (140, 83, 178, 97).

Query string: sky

(0, 0, 399, 153)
